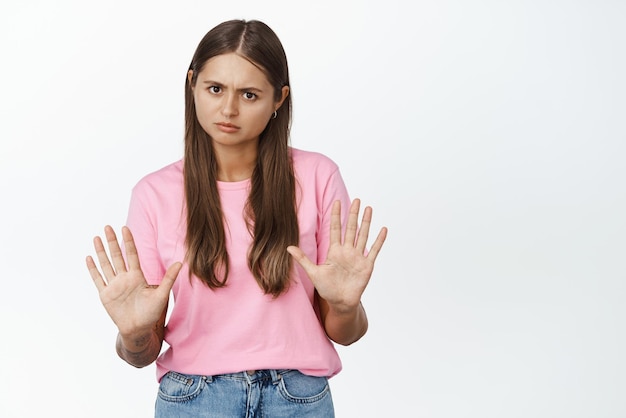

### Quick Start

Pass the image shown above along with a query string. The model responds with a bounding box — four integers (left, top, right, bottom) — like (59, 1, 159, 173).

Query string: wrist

(327, 300, 362, 316)
(117, 317, 165, 347)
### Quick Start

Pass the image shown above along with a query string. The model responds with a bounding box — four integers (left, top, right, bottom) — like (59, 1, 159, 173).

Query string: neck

(214, 143, 257, 182)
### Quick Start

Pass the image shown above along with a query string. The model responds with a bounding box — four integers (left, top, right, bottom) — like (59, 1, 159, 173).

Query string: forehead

(198, 53, 271, 86)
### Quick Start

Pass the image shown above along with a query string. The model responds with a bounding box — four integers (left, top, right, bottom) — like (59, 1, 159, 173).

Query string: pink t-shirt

(126, 148, 351, 382)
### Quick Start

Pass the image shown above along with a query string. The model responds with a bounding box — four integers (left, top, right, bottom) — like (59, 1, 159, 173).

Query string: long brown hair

(184, 19, 298, 297)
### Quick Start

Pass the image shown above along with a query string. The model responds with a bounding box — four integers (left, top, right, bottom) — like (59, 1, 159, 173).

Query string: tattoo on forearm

(133, 334, 151, 349)
(116, 331, 162, 368)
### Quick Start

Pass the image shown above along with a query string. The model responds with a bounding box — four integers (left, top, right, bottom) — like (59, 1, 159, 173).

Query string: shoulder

(131, 160, 184, 197)
(290, 147, 340, 174)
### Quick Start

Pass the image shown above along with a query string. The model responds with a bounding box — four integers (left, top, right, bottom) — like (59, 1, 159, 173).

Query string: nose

(221, 92, 239, 118)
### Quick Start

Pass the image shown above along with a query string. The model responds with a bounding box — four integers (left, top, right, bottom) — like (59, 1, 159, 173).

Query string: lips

(215, 122, 240, 133)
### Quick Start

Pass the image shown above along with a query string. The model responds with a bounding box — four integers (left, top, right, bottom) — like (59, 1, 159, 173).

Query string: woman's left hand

(287, 198, 387, 312)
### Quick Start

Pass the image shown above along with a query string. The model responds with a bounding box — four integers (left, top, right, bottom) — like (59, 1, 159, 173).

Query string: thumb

(287, 246, 316, 275)
(157, 262, 182, 297)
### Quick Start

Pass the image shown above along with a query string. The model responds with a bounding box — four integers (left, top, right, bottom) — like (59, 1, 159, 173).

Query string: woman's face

(190, 53, 288, 152)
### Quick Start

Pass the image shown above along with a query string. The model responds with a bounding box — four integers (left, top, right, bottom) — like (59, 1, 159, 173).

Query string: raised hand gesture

(287, 198, 387, 314)
(86, 225, 182, 337)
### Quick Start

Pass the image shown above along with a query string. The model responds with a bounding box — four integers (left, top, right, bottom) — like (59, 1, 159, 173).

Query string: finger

(93, 234, 116, 279)
(355, 205, 372, 253)
(329, 200, 342, 246)
(287, 246, 317, 276)
(104, 225, 128, 274)
(156, 262, 182, 299)
(343, 199, 361, 246)
(86, 255, 107, 292)
(121, 226, 141, 271)
(364, 227, 388, 262)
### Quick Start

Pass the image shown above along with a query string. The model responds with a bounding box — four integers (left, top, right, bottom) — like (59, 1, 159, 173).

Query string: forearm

(115, 305, 167, 368)
(116, 329, 163, 368)
(323, 301, 369, 346)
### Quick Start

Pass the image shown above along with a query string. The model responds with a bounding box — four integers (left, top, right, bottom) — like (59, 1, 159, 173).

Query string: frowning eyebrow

(202, 80, 264, 93)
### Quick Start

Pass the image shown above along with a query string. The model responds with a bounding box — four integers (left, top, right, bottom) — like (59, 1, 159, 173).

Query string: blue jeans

(155, 369, 335, 417)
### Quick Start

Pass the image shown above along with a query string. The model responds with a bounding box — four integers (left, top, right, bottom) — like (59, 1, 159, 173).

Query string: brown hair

(184, 19, 298, 296)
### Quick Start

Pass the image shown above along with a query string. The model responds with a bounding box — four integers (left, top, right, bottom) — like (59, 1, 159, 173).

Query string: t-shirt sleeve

(316, 166, 352, 264)
(125, 183, 166, 286)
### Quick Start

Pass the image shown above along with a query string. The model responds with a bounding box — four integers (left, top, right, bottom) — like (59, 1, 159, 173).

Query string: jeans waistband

(208, 369, 289, 384)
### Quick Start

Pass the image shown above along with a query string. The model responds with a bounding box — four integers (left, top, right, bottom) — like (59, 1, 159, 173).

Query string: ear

(274, 85, 290, 110)
(187, 70, 194, 89)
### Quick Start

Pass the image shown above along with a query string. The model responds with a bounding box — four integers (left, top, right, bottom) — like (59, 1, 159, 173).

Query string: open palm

(86, 225, 181, 336)
(287, 199, 387, 312)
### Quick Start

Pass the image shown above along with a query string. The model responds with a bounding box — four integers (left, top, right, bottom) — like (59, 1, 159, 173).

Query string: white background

(1, 0, 625, 417)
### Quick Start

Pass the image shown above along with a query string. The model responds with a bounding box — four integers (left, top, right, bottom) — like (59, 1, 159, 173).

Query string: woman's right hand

(86, 225, 182, 338)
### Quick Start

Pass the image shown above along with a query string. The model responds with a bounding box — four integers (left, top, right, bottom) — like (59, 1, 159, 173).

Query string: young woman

(87, 19, 387, 417)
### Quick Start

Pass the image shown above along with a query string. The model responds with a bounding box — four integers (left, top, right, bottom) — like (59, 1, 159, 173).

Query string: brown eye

(243, 91, 257, 100)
